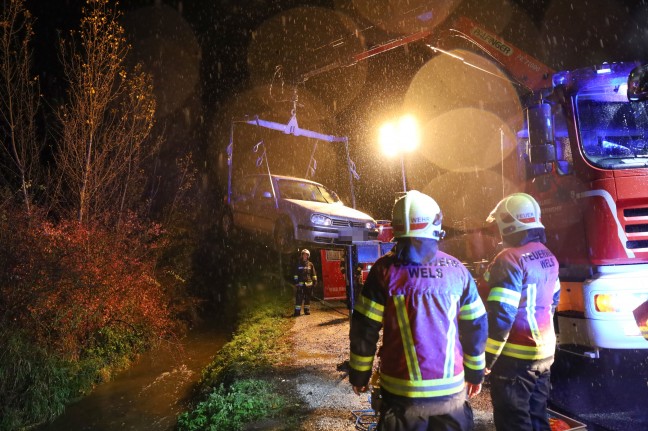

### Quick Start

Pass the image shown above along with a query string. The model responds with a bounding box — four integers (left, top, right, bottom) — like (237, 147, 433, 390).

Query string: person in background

(293, 248, 317, 316)
(349, 190, 487, 431)
(483, 193, 561, 431)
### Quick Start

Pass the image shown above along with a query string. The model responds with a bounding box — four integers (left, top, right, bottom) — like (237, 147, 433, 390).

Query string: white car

(221, 174, 378, 252)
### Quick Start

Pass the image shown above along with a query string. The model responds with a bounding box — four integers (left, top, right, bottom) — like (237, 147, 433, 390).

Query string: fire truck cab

(521, 61, 648, 354)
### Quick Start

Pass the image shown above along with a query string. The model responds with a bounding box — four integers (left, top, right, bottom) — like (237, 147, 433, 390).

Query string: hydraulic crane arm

(301, 28, 433, 82)
(439, 17, 555, 92)
(301, 16, 554, 93)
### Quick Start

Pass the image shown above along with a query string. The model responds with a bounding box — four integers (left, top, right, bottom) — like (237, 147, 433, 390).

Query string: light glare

(379, 115, 420, 156)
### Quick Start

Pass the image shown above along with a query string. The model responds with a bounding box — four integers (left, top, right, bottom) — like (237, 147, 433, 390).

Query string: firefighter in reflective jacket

(294, 249, 317, 316)
(349, 191, 488, 431)
(483, 193, 560, 431)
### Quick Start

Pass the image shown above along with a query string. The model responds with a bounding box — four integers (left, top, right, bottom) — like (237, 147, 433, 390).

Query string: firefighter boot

(293, 308, 300, 317)
(304, 307, 310, 315)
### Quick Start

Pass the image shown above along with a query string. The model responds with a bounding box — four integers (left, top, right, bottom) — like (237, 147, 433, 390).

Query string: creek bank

(36, 319, 228, 431)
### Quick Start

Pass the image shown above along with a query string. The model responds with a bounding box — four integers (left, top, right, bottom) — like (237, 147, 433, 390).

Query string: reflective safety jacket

(484, 241, 560, 368)
(349, 250, 487, 399)
(294, 260, 317, 287)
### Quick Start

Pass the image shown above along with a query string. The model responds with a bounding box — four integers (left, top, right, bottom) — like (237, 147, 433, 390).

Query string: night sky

(19, 0, 648, 221)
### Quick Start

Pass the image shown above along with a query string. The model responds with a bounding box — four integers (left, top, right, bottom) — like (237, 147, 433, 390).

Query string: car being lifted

(221, 174, 378, 253)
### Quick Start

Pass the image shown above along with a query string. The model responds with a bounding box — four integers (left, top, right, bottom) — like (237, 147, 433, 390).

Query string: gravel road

(279, 299, 496, 431)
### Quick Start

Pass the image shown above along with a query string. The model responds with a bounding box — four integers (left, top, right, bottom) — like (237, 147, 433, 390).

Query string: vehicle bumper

(557, 265, 648, 349)
(297, 225, 378, 245)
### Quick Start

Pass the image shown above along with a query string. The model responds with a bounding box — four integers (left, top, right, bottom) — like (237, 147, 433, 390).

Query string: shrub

(0, 207, 183, 429)
(0, 209, 177, 360)
(176, 379, 285, 431)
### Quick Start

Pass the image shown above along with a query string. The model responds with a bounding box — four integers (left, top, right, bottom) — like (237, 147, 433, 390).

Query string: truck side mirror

(527, 102, 556, 164)
(628, 64, 648, 102)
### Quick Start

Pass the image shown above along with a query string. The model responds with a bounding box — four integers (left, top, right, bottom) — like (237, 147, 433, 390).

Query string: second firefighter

(294, 248, 318, 316)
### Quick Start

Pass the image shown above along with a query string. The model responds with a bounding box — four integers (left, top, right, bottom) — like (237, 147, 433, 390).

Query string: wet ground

(550, 348, 648, 431)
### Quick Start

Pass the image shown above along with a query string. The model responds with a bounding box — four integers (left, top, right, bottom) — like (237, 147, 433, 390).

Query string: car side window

(255, 179, 274, 200)
(234, 177, 256, 201)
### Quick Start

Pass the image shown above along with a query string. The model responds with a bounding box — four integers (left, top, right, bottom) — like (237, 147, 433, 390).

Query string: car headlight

(311, 214, 332, 226)
(365, 221, 376, 229)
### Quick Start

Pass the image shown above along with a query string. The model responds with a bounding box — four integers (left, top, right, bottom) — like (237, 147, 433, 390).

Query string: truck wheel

(274, 218, 294, 254)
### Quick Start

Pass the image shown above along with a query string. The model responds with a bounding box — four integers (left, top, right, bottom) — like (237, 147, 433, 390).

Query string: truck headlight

(594, 293, 648, 313)
(311, 214, 332, 226)
(365, 221, 376, 229)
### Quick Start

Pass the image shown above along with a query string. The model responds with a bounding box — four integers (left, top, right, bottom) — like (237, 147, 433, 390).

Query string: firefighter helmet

(392, 190, 445, 240)
(486, 193, 544, 236)
(301, 248, 310, 258)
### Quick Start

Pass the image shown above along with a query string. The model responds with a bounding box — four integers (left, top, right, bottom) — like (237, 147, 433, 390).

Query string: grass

(0, 327, 143, 431)
(177, 288, 298, 431)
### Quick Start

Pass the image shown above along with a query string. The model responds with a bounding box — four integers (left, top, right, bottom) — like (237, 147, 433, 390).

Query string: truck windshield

(576, 96, 648, 169)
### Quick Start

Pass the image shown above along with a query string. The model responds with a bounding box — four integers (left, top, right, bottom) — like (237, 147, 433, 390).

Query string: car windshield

(277, 179, 340, 203)
(576, 95, 648, 169)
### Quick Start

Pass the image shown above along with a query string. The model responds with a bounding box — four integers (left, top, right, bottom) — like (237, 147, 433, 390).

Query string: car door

(249, 175, 279, 235)
(231, 176, 258, 231)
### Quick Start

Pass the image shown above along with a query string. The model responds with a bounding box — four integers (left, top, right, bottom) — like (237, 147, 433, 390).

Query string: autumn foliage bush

(0, 207, 182, 429)
(0, 208, 177, 359)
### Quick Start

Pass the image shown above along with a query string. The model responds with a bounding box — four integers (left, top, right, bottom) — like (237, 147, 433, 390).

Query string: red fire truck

(315, 16, 648, 356)
(441, 18, 648, 356)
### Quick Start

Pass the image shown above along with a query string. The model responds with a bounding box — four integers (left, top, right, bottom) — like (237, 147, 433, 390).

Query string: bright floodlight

(399, 115, 420, 153)
(379, 115, 420, 157)
(379, 122, 399, 157)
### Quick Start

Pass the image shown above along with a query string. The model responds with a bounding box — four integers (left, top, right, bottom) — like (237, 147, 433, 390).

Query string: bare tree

(0, 0, 41, 215)
(55, 0, 156, 225)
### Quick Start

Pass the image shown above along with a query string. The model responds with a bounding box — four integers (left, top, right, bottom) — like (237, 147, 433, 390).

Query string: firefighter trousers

(377, 390, 474, 431)
(294, 284, 313, 313)
(489, 356, 553, 431)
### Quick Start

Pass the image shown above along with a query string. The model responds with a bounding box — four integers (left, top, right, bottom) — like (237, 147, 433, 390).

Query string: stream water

(38, 320, 228, 431)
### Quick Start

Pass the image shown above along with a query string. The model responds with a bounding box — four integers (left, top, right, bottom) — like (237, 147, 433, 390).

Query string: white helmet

(486, 193, 544, 236)
(301, 249, 310, 258)
(392, 190, 445, 240)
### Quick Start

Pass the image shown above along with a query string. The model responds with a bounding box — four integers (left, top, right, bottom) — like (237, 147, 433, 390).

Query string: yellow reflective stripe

(380, 372, 465, 398)
(485, 338, 505, 356)
(463, 353, 486, 370)
(459, 300, 486, 320)
(500, 341, 555, 360)
(394, 295, 422, 381)
(488, 287, 521, 307)
(526, 283, 542, 342)
(444, 295, 459, 378)
(350, 352, 374, 372)
(353, 295, 384, 323)
(293, 275, 298, 280)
